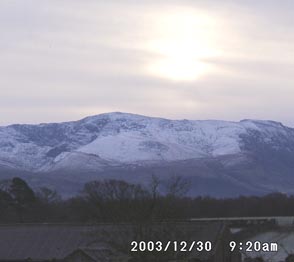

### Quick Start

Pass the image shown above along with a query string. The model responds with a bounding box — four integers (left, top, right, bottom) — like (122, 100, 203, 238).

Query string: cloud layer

(0, 0, 293, 126)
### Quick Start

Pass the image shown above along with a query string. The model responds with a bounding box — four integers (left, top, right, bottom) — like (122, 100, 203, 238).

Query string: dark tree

(36, 187, 61, 204)
(9, 177, 36, 207)
(8, 177, 36, 222)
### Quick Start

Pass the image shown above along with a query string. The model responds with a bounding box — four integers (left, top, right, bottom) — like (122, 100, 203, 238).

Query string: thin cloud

(0, 1, 293, 126)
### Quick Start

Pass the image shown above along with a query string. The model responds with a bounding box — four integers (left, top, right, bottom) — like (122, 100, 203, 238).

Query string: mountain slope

(1, 112, 294, 197)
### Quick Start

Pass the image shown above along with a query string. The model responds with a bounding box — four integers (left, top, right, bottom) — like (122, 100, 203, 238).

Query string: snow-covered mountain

(1, 112, 294, 197)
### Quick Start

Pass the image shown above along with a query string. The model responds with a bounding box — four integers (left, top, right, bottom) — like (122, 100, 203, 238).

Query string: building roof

(66, 247, 130, 262)
(0, 224, 102, 260)
(0, 222, 227, 261)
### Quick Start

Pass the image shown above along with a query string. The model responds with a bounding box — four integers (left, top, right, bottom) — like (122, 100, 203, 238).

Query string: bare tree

(148, 174, 160, 200)
(36, 187, 61, 204)
(166, 174, 191, 198)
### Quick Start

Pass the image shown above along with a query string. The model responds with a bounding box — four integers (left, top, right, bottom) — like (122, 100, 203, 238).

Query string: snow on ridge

(78, 117, 247, 163)
(0, 112, 293, 170)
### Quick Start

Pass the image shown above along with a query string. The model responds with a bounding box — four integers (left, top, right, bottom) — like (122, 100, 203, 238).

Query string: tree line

(1, 176, 294, 223)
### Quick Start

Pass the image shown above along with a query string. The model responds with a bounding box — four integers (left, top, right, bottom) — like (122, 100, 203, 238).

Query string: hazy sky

(1, 0, 294, 126)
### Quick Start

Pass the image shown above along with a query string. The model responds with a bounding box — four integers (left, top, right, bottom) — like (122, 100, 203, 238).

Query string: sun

(146, 10, 222, 81)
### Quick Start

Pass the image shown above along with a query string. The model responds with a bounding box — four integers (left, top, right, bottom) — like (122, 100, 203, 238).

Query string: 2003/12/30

(131, 241, 212, 252)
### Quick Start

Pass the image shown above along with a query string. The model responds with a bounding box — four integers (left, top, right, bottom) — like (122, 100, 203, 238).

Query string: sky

(0, 0, 294, 126)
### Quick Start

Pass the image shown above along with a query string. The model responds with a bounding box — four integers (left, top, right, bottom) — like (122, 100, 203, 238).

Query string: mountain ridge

(2, 111, 288, 128)
(1, 112, 294, 197)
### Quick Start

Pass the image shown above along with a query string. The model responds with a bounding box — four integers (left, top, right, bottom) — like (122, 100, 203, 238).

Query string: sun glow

(146, 10, 222, 81)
